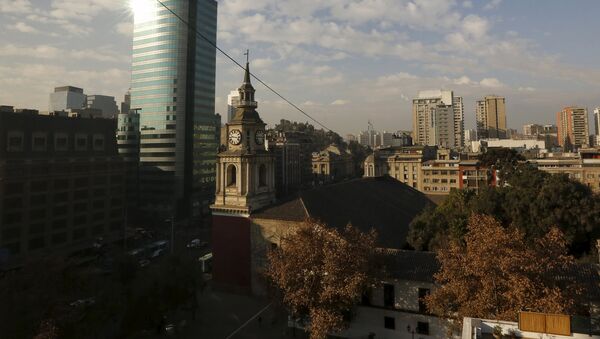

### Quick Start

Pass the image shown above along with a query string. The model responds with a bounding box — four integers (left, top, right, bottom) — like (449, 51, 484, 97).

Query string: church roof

(251, 176, 435, 249)
(229, 62, 263, 124)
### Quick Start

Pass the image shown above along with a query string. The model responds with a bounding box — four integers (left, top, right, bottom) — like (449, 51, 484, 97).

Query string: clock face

(228, 129, 242, 145)
(255, 130, 265, 145)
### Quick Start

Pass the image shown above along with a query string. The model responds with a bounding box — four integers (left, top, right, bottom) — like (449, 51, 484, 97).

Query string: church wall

(249, 218, 305, 295)
(212, 214, 252, 292)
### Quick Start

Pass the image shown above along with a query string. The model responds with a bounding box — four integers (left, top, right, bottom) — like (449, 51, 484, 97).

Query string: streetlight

(406, 325, 415, 339)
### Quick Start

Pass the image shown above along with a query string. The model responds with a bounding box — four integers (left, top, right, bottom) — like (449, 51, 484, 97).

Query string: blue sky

(0, 0, 599, 135)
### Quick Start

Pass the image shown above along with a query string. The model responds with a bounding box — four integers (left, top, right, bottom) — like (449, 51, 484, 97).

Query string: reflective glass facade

(130, 0, 219, 220)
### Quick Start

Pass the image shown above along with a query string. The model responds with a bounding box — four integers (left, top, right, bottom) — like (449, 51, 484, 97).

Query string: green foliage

(408, 164, 600, 256)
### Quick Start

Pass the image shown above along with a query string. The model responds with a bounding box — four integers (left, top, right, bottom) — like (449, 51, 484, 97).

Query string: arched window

(259, 164, 267, 187)
(227, 164, 237, 187)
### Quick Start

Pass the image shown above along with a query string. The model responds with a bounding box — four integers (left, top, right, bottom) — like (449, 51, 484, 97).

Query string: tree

(426, 214, 584, 323)
(479, 148, 524, 185)
(266, 221, 379, 339)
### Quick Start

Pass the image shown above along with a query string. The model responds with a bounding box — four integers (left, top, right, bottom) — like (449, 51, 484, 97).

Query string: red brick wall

(212, 214, 252, 290)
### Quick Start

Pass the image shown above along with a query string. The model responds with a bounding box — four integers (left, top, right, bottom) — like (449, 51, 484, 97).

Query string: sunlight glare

(130, 0, 156, 23)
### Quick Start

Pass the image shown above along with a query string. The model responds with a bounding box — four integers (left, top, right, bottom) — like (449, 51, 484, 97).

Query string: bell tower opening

(227, 164, 237, 187)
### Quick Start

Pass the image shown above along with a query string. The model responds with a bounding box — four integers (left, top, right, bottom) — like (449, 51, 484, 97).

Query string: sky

(0, 0, 599, 135)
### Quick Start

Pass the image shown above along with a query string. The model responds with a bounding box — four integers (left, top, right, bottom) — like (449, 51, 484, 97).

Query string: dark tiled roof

(382, 249, 439, 283)
(252, 196, 308, 222)
(425, 194, 449, 205)
(252, 177, 434, 249)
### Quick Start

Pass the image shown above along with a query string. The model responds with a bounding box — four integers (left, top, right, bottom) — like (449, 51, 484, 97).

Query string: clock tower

(211, 61, 276, 216)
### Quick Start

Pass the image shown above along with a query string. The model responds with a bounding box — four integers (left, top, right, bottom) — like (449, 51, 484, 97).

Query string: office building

(226, 90, 239, 123)
(464, 129, 477, 144)
(48, 86, 86, 112)
(130, 0, 219, 221)
(0, 108, 126, 265)
(364, 146, 437, 190)
(557, 106, 589, 149)
(121, 90, 131, 115)
(476, 95, 507, 139)
(431, 105, 455, 148)
(86, 95, 119, 118)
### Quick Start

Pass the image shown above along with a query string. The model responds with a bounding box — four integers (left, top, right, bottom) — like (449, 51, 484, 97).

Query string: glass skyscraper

(130, 0, 219, 221)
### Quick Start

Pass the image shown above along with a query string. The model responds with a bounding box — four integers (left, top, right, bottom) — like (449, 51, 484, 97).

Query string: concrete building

(0, 108, 126, 267)
(130, 0, 219, 221)
(476, 95, 507, 139)
(421, 160, 460, 195)
(364, 146, 437, 190)
(453, 96, 464, 148)
(523, 123, 544, 136)
(86, 95, 119, 118)
(557, 106, 589, 150)
(226, 90, 240, 123)
(48, 86, 86, 112)
(312, 144, 354, 184)
(470, 139, 546, 153)
(431, 105, 456, 148)
(594, 107, 600, 146)
(121, 90, 131, 115)
(464, 129, 477, 144)
(529, 150, 600, 193)
(412, 90, 455, 147)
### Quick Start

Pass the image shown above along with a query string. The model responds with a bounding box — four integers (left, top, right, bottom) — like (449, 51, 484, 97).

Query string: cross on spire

(244, 49, 249, 64)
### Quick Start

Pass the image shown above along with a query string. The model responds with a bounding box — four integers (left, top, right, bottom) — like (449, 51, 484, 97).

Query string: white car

(186, 239, 207, 248)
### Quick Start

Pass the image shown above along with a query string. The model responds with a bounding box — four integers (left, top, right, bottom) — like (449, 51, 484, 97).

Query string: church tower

(211, 61, 276, 217)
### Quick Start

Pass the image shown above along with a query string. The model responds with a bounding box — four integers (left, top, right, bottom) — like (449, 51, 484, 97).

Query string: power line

(154, 0, 334, 132)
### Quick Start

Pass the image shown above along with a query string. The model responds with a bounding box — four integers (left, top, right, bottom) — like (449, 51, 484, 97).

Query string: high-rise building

(412, 90, 461, 148)
(464, 129, 477, 144)
(453, 96, 464, 147)
(431, 105, 455, 148)
(130, 0, 219, 221)
(557, 106, 589, 149)
(226, 90, 239, 123)
(476, 95, 507, 139)
(48, 86, 86, 112)
(86, 95, 119, 118)
(121, 90, 131, 115)
(593, 107, 600, 145)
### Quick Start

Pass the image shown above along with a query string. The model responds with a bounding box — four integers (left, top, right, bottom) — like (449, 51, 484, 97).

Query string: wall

(212, 214, 252, 292)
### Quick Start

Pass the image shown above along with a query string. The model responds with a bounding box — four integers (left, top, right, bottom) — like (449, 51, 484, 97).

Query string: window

(32, 133, 47, 151)
(52, 232, 67, 244)
(75, 134, 87, 151)
(227, 164, 237, 187)
(259, 164, 267, 187)
(7, 132, 24, 152)
(93, 134, 105, 151)
(417, 322, 429, 335)
(29, 237, 45, 250)
(384, 316, 395, 330)
(418, 288, 430, 313)
(383, 284, 395, 308)
(55, 133, 68, 151)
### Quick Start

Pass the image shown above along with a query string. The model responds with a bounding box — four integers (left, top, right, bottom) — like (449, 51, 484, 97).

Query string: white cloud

(116, 22, 133, 36)
(479, 78, 505, 88)
(331, 99, 348, 106)
(10, 21, 39, 33)
(0, 44, 128, 63)
(518, 86, 536, 92)
(0, 0, 32, 13)
(484, 0, 502, 11)
(462, 1, 473, 8)
(454, 76, 474, 85)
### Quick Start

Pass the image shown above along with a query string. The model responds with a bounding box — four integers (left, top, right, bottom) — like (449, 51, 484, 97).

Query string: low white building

(470, 139, 546, 153)
(462, 316, 599, 339)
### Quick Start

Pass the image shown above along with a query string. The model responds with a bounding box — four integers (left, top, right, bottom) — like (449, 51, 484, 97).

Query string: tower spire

(243, 49, 251, 84)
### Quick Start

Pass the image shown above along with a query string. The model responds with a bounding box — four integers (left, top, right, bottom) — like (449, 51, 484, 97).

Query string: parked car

(70, 298, 96, 308)
(186, 239, 207, 249)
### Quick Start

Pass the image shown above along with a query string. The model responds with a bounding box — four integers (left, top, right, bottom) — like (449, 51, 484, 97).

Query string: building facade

(86, 95, 119, 118)
(412, 90, 452, 146)
(529, 150, 600, 193)
(226, 90, 240, 123)
(48, 86, 86, 112)
(557, 106, 589, 149)
(130, 0, 219, 221)
(421, 160, 460, 195)
(269, 131, 313, 197)
(364, 146, 437, 191)
(593, 107, 600, 146)
(0, 109, 126, 266)
(312, 144, 355, 184)
(476, 95, 507, 139)
(453, 96, 464, 148)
